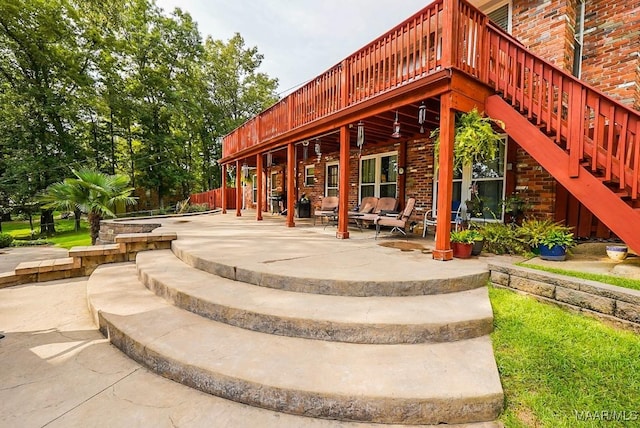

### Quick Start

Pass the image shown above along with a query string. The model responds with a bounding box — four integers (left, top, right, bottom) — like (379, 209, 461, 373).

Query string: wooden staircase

(478, 24, 640, 253)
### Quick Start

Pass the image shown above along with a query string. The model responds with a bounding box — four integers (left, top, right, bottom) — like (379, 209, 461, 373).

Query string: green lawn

(3, 217, 91, 249)
(490, 286, 640, 427)
(520, 262, 640, 291)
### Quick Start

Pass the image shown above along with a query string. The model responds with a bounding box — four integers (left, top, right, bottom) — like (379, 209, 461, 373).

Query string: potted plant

(432, 107, 505, 169)
(467, 228, 485, 256)
(450, 229, 476, 258)
(502, 193, 529, 225)
(518, 218, 557, 254)
(539, 226, 575, 261)
(464, 195, 486, 219)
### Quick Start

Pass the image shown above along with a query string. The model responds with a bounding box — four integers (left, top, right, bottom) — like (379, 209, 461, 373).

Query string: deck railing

(484, 22, 640, 199)
(223, 0, 455, 159)
(222, 0, 639, 201)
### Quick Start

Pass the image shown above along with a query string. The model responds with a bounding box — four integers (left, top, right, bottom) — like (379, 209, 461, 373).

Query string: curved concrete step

(136, 250, 494, 344)
(171, 239, 489, 297)
(88, 263, 504, 425)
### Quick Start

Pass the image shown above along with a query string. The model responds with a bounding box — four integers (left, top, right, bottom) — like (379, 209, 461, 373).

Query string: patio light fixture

(391, 111, 401, 138)
(314, 139, 322, 161)
(241, 162, 249, 178)
(418, 102, 427, 133)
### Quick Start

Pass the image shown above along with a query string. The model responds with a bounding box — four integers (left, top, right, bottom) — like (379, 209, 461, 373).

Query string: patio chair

(313, 196, 339, 225)
(374, 197, 416, 239)
(422, 200, 466, 237)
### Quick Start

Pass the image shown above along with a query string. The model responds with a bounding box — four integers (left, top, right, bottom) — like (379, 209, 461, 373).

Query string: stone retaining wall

(0, 232, 176, 289)
(98, 221, 161, 244)
(489, 262, 640, 333)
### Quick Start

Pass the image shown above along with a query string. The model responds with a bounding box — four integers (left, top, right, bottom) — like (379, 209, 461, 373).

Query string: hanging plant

(431, 108, 505, 169)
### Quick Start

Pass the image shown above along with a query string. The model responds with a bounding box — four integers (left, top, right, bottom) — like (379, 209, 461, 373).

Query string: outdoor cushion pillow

(360, 203, 374, 213)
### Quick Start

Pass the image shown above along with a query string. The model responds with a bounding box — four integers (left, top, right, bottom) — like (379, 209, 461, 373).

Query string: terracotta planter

(452, 242, 473, 259)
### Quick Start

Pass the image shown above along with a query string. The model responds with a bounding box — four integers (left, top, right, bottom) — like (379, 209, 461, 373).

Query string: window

(573, 0, 585, 78)
(359, 152, 398, 200)
(486, 2, 511, 33)
(304, 165, 315, 186)
(325, 162, 339, 197)
(252, 174, 257, 203)
(434, 136, 507, 220)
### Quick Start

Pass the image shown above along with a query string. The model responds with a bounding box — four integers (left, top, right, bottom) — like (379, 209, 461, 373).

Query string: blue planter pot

(539, 244, 567, 261)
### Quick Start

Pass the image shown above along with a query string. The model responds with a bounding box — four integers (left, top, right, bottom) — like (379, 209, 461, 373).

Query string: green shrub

(0, 232, 14, 248)
(185, 203, 209, 213)
(479, 222, 528, 255)
(12, 238, 50, 247)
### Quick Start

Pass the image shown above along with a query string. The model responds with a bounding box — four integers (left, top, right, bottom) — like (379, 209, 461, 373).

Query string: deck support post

(256, 153, 263, 221)
(336, 125, 350, 239)
(433, 93, 455, 261)
(221, 164, 227, 214)
(286, 142, 295, 227)
(235, 160, 242, 217)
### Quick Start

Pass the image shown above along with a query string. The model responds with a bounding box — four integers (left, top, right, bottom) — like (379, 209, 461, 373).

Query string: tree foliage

(40, 169, 137, 244)
(0, 0, 278, 213)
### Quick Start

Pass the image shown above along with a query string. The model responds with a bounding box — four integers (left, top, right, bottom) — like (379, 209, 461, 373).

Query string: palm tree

(40, 169, 137, 244)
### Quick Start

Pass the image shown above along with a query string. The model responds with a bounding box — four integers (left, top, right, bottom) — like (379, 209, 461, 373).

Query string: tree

(40, 169, 137, 244)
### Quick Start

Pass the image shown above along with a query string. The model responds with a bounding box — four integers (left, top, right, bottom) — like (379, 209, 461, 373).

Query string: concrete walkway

(5, 278, 451, 428)
(1, 212, 511, 427)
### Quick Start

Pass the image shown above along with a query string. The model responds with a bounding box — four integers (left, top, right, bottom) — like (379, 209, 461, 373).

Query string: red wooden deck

(216, 0, 640, 255)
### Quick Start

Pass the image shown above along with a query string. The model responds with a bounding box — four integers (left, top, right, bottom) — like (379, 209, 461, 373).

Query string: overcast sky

(155, 0, 430, 95)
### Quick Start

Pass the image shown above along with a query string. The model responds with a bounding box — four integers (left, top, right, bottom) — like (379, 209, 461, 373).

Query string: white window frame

(304, 165, 315, 187)
(252, 174, 257, 203)
(573, 0, 585, 78)
(325, 162, 339, 197)
(433, 135, 508, 221)
(358, 151, 398, 200)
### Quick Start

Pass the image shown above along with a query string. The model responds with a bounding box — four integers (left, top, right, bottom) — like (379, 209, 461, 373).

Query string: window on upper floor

(573, 0, 585, 78)
(486, 2, 511, 34)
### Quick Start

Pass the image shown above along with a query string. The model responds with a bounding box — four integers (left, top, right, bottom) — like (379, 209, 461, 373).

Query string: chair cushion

(360, 203, 374, 214)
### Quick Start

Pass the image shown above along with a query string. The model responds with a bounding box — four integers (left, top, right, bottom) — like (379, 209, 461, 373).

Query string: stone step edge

(3, 233, 178, 288)
(136, 251, 494, 344)
(87, 263, 504, 425)
(171, 243, 490, 297)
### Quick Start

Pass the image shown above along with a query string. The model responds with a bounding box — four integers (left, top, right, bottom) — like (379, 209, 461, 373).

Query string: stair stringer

(486, 95, 640, 254)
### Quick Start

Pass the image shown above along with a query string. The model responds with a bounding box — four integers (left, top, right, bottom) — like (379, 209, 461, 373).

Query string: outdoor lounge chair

(422, 200, 466, 237)
(374, 197, 416, 239)
(313, 196, 339, 225)
(349, 197, 398, 222)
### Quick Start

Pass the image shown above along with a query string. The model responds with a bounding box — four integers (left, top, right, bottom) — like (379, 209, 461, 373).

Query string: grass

(2, 218, 91, 249)
(519, 262, 640, 291)
(490, 286, 640, 427)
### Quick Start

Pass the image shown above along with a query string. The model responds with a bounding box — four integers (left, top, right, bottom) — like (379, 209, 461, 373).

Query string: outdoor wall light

(391, 111, 401, 138)
(356, 121, 365, 149)
(314, 139, 322, 160)
(241, 162, 249, 178)
(418, 102, 427, 133)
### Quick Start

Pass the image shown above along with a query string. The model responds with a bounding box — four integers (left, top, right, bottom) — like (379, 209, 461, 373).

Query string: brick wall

(514, 149, 556, 219)
(580, 0, 640, 109)
(512, 0, 576, 72)
(510, 0, 639, 110)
